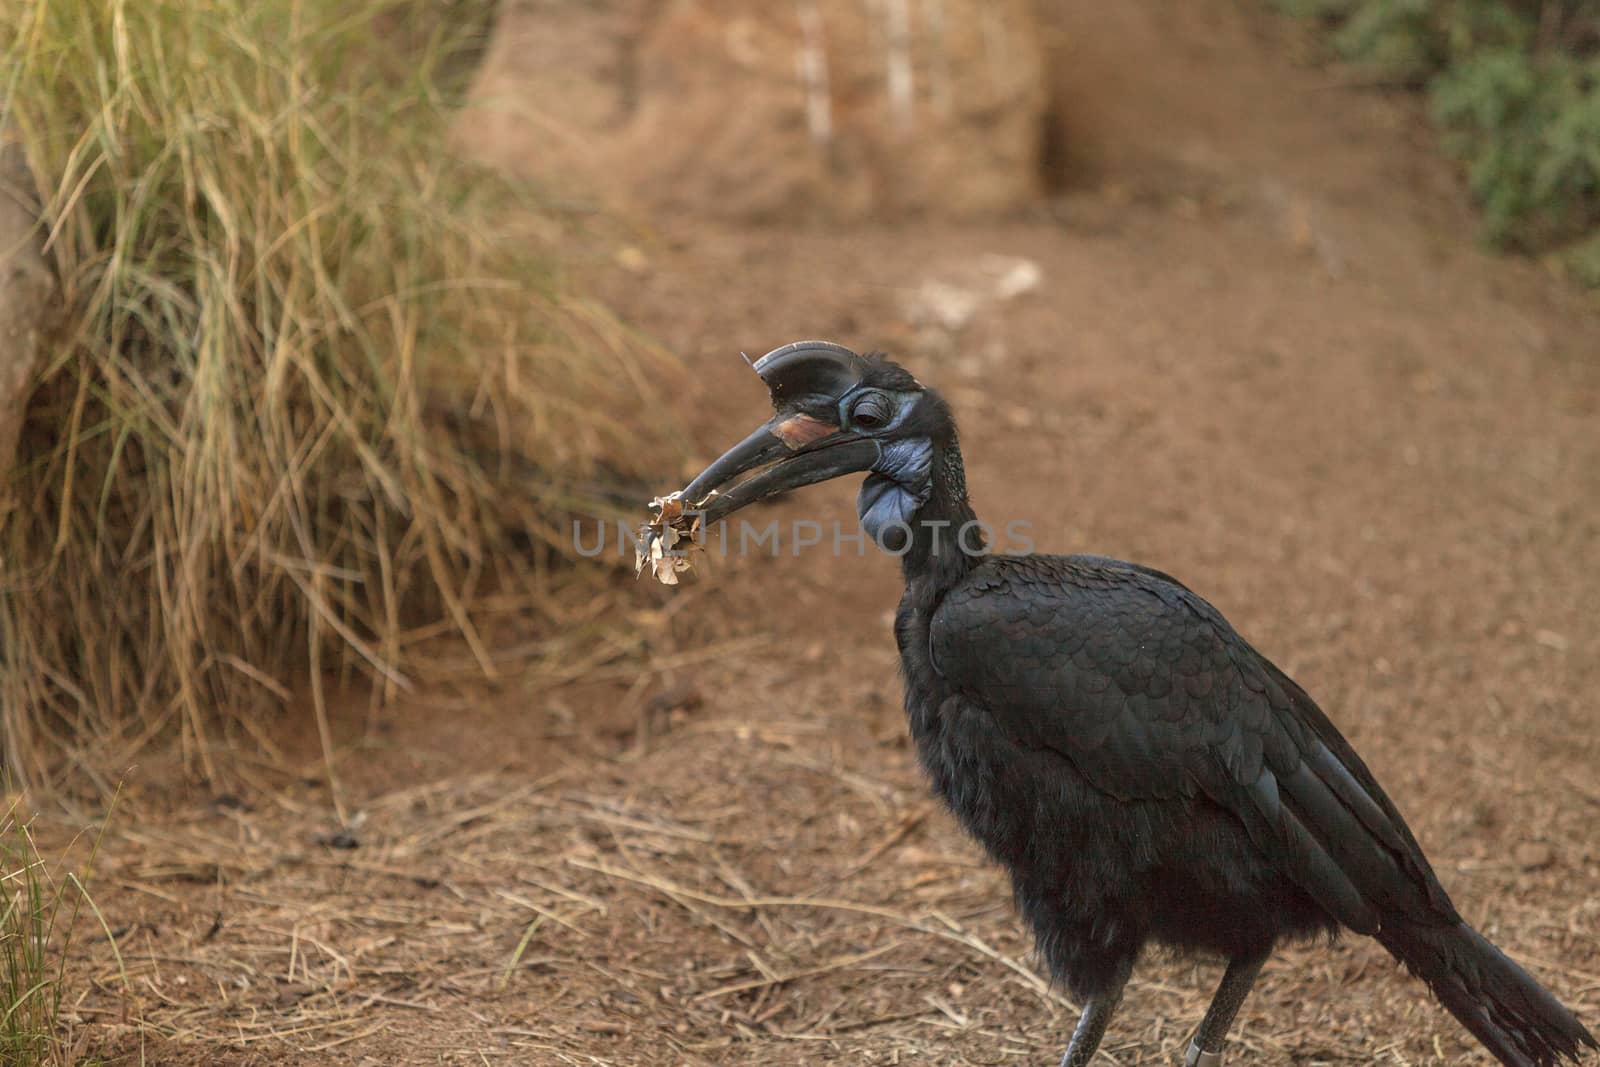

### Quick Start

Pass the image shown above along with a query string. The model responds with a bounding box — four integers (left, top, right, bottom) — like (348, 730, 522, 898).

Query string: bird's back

(897, 552, 1469, 988)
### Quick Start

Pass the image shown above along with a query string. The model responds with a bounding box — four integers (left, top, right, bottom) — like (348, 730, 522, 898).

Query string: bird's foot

(1182, 1039, 1224, 1067)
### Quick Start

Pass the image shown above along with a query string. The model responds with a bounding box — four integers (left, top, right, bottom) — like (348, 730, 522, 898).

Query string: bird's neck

(899, 436, 982, 600)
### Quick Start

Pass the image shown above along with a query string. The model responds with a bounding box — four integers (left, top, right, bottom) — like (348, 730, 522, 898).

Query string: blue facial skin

(857, 436, 933, 553)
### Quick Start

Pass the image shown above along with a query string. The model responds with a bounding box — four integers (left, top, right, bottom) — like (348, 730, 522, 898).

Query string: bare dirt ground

(57, 3, 1600, 1065)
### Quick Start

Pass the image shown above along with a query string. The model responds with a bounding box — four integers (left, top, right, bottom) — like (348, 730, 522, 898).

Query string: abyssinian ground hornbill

(659, 341, 1596, 1066)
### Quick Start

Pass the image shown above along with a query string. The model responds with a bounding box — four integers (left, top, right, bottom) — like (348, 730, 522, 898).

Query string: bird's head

(682, 341, 955, 552)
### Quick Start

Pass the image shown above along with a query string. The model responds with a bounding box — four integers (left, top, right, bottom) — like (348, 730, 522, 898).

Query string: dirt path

(71, 4, 1599, 1065)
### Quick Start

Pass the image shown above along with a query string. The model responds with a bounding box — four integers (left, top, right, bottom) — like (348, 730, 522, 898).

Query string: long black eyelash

(852, 394, 889, 427)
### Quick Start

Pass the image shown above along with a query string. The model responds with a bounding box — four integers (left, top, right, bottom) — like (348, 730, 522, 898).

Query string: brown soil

(54, 4, 1600, 1065)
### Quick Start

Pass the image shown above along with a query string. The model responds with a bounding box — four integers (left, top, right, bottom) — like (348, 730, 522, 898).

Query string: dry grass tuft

(0, 0, 679, 790)
(1, 787, 121, 1067)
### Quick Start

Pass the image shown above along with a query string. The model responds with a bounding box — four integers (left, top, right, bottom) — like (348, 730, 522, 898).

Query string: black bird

(673, 341, 1596, 1067)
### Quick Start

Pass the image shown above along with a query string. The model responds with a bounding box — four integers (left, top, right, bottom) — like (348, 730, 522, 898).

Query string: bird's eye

(851, 393, 892, 430)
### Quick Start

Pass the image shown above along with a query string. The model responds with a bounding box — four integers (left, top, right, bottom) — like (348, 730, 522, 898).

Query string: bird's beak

(680, 413, 881, 525)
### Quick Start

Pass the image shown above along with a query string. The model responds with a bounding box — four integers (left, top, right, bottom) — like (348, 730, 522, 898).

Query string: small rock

(275, 981, 315, 1008)
(902, 255, 1043, 333)
(1002, 406, 1037, 429)
(317, 828, 360, 850)
(1533, 629, 1569, 652)
(988, 255, 1042, 300)
(646, 681, 703, 716)
(1513, 842, 1556, 871)
(614, 245, 650, 273)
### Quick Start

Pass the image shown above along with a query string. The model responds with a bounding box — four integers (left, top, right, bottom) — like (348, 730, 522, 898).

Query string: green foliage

(1333, 0, 1442, 84)
(1433, 47, 1600, 246)
(1563, 229, 1600, 287)
(1277, 0, 1600, 279)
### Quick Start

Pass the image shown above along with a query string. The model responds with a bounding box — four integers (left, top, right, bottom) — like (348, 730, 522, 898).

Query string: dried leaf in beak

(635, 491, 705, 586)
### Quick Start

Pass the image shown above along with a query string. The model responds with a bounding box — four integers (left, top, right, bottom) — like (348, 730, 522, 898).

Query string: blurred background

(1, 1, 1596, 1064)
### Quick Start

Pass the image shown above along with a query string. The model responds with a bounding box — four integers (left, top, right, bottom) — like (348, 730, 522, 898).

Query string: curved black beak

(671, 341, 883, 526)
(681, 416, 881, 526)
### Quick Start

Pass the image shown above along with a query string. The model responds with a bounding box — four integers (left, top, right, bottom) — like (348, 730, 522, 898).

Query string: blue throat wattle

(857, 437, 933, 553)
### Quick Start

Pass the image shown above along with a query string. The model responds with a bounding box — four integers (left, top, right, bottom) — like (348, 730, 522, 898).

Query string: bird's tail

(1378, 919, 1597, 1066)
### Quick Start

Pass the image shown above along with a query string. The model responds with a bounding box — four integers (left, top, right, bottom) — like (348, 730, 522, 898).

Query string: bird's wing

(930, 555, 1457, 934)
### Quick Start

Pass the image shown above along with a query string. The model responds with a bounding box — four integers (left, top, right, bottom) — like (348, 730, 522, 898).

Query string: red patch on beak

(773, 414, 839, 448)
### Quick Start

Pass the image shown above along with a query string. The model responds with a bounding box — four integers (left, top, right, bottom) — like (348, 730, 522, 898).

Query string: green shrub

(1333, 0, 1442, 85)
(1278, 0, 1600, 278)
(1433, 47, 1600, 247)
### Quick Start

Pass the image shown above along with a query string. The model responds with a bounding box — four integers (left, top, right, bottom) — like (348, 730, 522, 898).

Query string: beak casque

(677, 342, 883, 525)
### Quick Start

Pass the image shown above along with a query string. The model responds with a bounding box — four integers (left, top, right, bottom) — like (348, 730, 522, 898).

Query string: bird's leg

(1058, 960, 1133, 1067)
(1182, 949, 1270, 1067)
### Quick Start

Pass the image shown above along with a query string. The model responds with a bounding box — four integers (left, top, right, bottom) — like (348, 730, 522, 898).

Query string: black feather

(702, 347, 1597, 1064)
(905, 549, 1594, 1063)
(890, 384, 1592, 1062)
